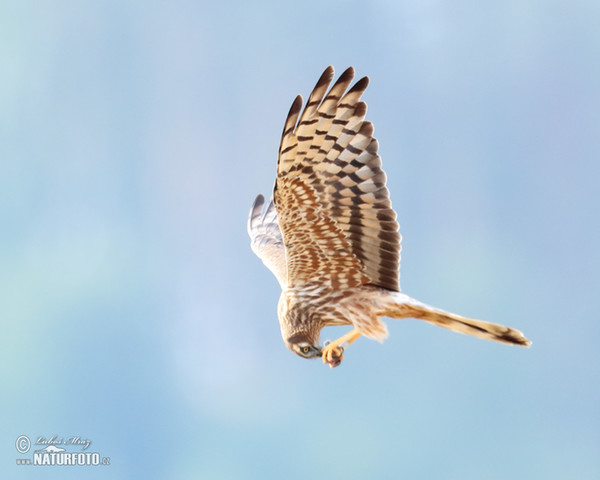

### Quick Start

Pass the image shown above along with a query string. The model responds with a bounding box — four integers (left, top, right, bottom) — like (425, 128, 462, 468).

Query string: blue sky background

(2, 1, 599, 479)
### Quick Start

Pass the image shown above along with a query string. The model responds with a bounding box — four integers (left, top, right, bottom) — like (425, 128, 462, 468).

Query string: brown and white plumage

(248, 66, 531, 367)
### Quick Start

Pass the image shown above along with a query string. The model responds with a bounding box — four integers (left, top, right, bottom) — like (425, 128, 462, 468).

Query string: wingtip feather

(248, 194, 266, 234)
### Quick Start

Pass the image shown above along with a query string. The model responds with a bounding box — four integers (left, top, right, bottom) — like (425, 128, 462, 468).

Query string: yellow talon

(322, 345, 343, 363)
(321, 329, 362, 368)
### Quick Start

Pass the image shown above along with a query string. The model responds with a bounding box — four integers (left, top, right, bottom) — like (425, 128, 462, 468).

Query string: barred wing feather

(274, 66, 401, 292)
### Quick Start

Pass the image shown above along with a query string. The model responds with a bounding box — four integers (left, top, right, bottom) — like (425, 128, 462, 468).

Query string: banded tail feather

(383, 292, 531, 347)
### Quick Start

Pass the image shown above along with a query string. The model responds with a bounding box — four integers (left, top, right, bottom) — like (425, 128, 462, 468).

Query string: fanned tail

(382, 292, 531, 347)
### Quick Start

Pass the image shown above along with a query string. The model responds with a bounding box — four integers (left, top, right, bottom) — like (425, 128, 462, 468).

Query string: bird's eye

(300, 346, 310, 355)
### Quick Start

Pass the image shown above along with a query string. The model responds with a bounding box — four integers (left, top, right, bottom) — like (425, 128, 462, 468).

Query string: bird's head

(284, 331, 322, 359)
(278, 292, 323, 359)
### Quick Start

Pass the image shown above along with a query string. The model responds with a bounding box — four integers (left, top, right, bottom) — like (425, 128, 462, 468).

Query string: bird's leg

(322, 329, 362, 368)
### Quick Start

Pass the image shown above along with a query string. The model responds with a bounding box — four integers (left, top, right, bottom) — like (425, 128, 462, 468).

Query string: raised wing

(247, 194, 288, 288)
(274, 66, 401, 292)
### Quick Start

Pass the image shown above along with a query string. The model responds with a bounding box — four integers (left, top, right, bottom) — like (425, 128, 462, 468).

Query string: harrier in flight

(248, 66, 530, 368)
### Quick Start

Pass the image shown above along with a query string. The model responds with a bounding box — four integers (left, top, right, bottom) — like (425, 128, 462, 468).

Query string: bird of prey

(248, 66, 531, 368)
